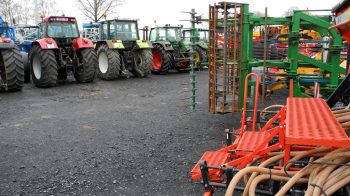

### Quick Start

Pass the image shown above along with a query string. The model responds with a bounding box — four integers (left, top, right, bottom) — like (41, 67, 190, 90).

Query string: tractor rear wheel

(133, 49, 152, 77)
(29, 45, 57, 87)
(97, 45, 121, 80)
(151, 44, 169, 74)
(75, 48, 96, 83)
(194, 46, 208, 69)
(0, 49, 24, 91)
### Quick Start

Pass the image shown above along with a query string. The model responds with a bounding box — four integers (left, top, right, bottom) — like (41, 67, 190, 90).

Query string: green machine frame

(207, 2, 347, 113)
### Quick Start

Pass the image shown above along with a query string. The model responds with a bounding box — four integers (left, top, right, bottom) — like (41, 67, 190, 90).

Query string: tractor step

(191, 151, 230, 181)
(236, 131, 269, 155)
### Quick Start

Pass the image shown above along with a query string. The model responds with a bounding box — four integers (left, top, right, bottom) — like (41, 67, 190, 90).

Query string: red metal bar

(289, 79, 294, 97)
(242, 73, 260, 132)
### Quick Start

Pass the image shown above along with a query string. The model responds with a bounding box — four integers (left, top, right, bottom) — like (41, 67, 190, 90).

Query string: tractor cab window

(183, 31, 191, 42)
(199, 31, 208, 42)
(102, 23, 108, 40)
(149, 28, 181, 42)
(47, 22, 79, 38)
(111, 21, 138, 41)
(166, 28, 180, 42)
(149, 28, 166, 41)
(39, 24, 46, 39)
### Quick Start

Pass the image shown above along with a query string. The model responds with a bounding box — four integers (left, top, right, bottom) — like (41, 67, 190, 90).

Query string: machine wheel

(133, 49, 152, 77)
(151, 44, 169, 74)
(75, 48, 97, 83)
(97, 45, 121, 80)
(29, 45, 57, 87)
(173, 49, 190, 73)
(194, 46, 208, 69)
(0, 49, 24, 91)
(20, 51, 30, 83)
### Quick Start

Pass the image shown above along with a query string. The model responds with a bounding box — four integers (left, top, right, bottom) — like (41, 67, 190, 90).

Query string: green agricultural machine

(206, 2, 347, 113)
(183, 28, 209, 69)
(149, 25, 190, 74)
(95, 19, 153, 80)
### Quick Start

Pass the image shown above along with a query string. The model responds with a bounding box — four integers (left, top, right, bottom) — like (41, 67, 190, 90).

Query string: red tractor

(29, 16, 97, 87)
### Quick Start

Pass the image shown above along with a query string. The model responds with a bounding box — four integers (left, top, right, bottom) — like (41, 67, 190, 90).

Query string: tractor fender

(32, 38, 58, 49)
(96, 40, 125, 50)
(135, 40, 153, 49)
(152, 42, 173, 51)
(72, 37, 94, 51)
(197, 42, 208, 50)
(0, 38, 15, 49)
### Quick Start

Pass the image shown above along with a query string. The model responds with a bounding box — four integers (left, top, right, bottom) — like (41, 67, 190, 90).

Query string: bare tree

(284, 6, 299, 17)
(76, 0, 124, 22)
(0, 0, 15, 24)
(37, 0, 59, 18)
(0, 0, 59, 25)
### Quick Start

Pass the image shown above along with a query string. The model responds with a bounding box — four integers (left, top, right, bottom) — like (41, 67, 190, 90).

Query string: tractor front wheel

(29, 45, 57, 87)
(151, 44, 169, 74)
(20, 51, 30, 83)
(75, 48, 97, 83)
(133, 49, 152, 77)
(0, 49, 24, 91)
(97, 45, 121, 80)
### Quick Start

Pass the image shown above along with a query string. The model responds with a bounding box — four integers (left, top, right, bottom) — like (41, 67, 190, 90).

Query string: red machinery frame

(191, 74, 350, 196)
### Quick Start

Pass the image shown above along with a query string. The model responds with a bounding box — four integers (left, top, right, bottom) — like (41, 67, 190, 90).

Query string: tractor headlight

(47, 43, 55, 49)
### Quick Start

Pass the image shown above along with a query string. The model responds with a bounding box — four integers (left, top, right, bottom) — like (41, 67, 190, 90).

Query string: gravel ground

(0, 71, 244, 195)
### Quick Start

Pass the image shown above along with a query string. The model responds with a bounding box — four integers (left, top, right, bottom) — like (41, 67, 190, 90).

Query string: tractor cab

(39, 16, 79, 46)
(82, 22, 100, 42)
(149, 25, 182, 45)
(99, 19, 141, 49)
(16, 26, 40, 41)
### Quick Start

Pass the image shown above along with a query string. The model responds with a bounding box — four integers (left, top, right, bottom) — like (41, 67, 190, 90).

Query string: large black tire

(74, 48, 97, 83)
(29, 45, 57, 88)
(20, 51, 30, 83)
(96, 45, 121, 80)
(0, 49, 24, 91)
(194, 45, 208, 69)
(151, 44, 169, 74)
(133, 49, 152, 77)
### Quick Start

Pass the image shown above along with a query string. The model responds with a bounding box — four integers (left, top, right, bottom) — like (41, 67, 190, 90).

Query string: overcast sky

(55, 0, 339, 29)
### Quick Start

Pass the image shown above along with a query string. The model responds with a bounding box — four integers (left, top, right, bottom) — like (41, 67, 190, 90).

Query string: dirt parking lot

(0, 71, 240, 195)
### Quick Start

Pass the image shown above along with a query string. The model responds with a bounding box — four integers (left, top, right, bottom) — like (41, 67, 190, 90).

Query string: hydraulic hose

(249, 174, 308, 196)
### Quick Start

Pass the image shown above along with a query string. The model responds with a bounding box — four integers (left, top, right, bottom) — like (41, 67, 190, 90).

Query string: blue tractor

(0, 16, 24, 91)
(16, 25, 39, 82)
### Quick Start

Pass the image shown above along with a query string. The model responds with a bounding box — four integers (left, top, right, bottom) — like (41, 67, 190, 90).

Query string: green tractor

(149, 25, 190, 74)
(95, 19, 153, 80)
(182, 28, 209, 69)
